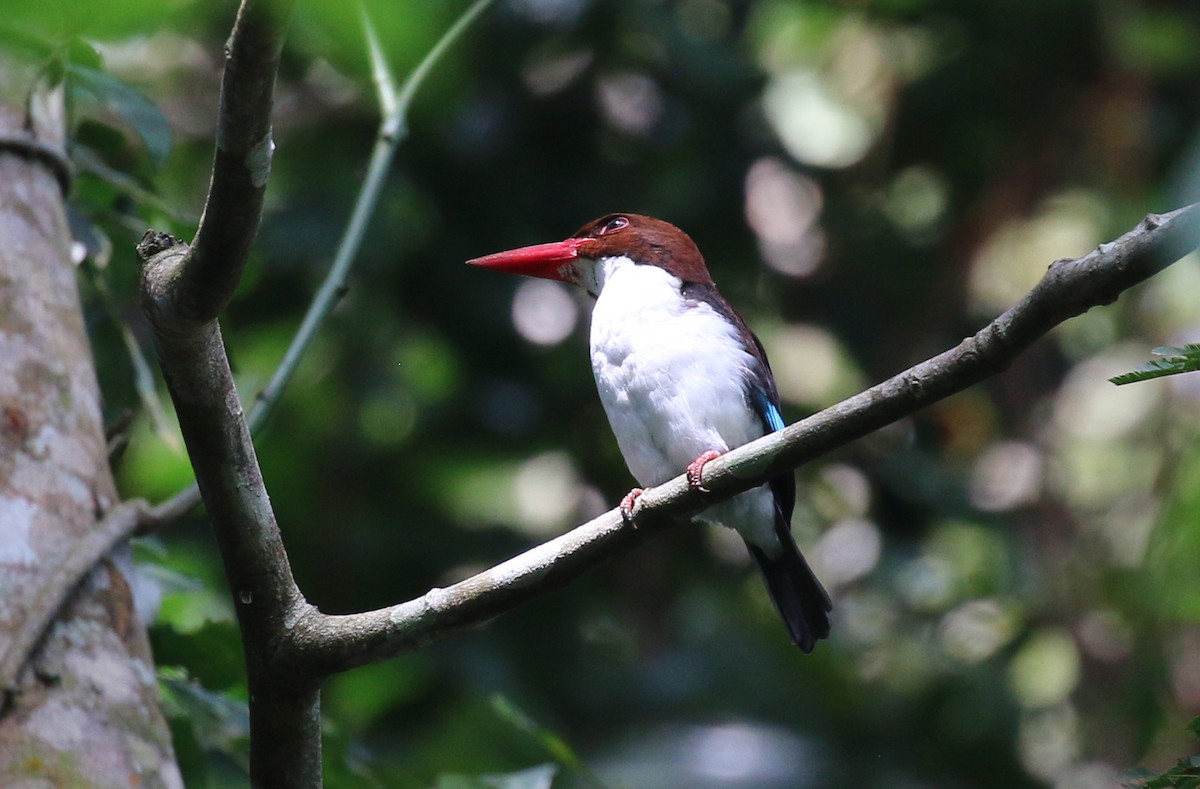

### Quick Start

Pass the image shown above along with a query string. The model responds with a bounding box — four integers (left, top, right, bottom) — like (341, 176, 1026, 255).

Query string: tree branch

(245, 0, 495, 434)
(136, 0, 318, 784)
(141, 232, 320, 785)
(278, 203, 1200, 676)
(147, 0, 496, 523)
(3, 4, 499, 749)
(169, 0, 291, 327)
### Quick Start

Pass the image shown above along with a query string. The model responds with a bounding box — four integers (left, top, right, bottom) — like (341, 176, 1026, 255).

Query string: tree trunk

(0, 54, 181, 787)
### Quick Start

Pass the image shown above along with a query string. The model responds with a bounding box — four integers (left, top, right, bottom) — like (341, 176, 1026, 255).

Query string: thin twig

(246, 0, 496, 434)
(0, 500, 150, 693)
(148, 0, 496, 521)
(360, 3, 397, 119)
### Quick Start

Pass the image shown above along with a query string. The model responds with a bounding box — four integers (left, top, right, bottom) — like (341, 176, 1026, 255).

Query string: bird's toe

(685, 450, 724, 493)
(619, 488, 644, 527)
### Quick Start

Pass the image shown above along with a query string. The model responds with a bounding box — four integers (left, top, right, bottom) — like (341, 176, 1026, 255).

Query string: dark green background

(9, 0, 1200, 785)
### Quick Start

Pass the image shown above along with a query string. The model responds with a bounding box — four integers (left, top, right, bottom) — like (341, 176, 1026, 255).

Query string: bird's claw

(686, 450, 724, 494)
(620, 488, 644, 527)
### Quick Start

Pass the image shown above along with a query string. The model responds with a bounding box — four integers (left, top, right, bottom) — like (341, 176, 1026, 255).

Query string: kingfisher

(468, 213, 831, 651)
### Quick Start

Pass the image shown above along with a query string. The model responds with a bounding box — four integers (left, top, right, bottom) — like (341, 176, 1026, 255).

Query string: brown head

(467, 213, 714, 287)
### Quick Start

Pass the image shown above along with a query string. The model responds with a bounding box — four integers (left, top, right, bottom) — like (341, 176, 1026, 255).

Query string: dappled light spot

(1017, 704, 1081, 783)
(880, 165, 949, 242)
(939, 599, 1017, 663)
(513, 451, 583, 535)
(1134, 249, 1200, 339)
(1009, 629, 1081, 709)
(595, 72, 663, 138)
(810, 463, 872, 520)
(744, 156, 826, 278)
(438, 452, 581, 535)
(812, 517, 880, 587)
(303, 59, 359, 108)
(509, 0, 587, 26)
(1052, 347, 1163, 442)
(897, 554, 956, 612)
(396, 333, 462, 401)
(511, 279, 579, 346)
(763, 71, 875, 168)
(596, 722, 823, 789)
(861, 639, 938, 694)
(969, 440, 1043, 512)
(521, 46, 593, 96)
(969, 191, 1108, 316)
(759, 323, 863, 408)
(1076, 608, 1134, 663)
(357, 388, 416, 446)
(837, 590, 897, 647)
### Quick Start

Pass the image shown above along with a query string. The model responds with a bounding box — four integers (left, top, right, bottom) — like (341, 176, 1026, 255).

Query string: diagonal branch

(245, 0, 495, 435)
(0, 500, 150, 692)
(278, 203, 1200, 676)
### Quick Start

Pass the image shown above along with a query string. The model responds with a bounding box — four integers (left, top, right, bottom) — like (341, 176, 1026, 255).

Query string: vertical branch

(150, 0, 497, 524)
(136, 0, 323, 785)
(172, 0, 290, 326)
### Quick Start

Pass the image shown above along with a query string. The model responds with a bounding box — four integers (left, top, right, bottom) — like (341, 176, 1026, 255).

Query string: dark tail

(747, 522, 832, 652)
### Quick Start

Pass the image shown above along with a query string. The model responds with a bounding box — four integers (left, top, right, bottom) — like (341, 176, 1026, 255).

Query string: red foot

(620, 488, 644, 527)
(686, 450, 724, 493)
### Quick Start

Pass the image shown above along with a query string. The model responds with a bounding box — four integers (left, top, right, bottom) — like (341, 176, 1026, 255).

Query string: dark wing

(744, 331, 795, 523)
(679, 281, 831, 649)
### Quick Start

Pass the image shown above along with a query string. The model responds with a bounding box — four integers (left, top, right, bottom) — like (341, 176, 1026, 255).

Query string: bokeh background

(9, 0, 1200, 785)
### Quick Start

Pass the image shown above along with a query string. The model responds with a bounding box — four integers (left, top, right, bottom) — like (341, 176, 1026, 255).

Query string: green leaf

(73, 143, 192, 222)
(67, 63, 172, 168)
(151, 619, 246, 692)
(436, 764, 557, 789)
(157, 667, 250, 766)
(1123, 754, 1200, 787)
(66, 37, 104, 71)
(489, 695, 583, 771)
(1110, 343, 1200, 385)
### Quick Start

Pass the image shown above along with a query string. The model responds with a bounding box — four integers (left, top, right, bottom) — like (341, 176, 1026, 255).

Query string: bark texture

(0, 56, 181, 788)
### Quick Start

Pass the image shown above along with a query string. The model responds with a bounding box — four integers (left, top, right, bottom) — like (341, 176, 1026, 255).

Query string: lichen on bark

(0, 51, 182, 788)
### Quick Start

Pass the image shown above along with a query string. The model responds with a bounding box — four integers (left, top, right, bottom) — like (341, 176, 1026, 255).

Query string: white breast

(588, 257, 765, 486)
(587, 257, 779, 547)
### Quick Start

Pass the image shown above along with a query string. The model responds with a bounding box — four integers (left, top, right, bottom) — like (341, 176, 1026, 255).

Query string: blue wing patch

(749, 386, 796, 522)
(751, 388, 786, 433)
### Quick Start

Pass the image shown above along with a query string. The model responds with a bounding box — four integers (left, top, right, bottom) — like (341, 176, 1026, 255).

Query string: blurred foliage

(4, 0, 1200, 786)
(1123, 717, 1200, 788)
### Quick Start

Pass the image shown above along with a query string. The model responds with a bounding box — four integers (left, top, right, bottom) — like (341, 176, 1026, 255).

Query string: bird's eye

(599, 216, 628, 235)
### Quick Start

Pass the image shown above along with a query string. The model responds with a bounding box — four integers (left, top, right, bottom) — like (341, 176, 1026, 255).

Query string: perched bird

(468, 214, 832, 651)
